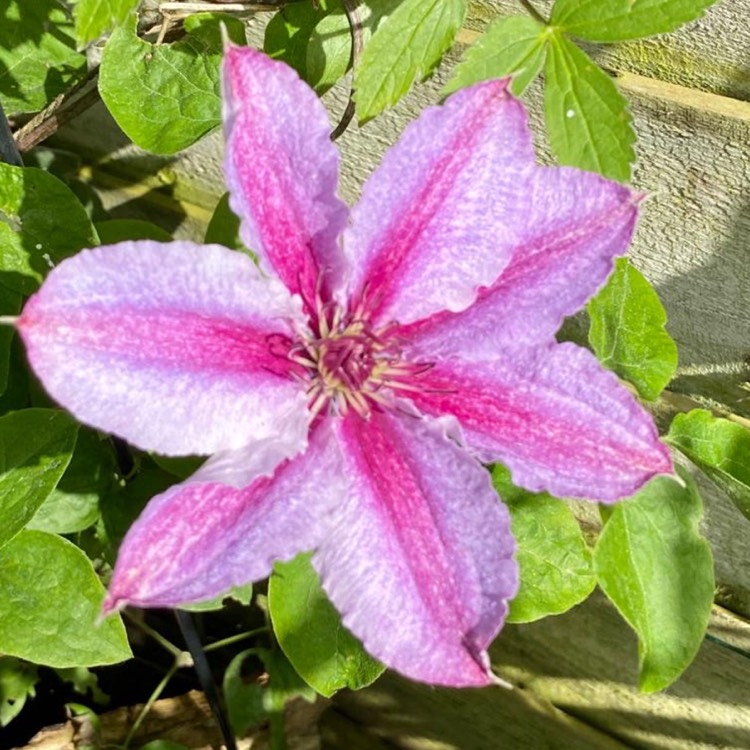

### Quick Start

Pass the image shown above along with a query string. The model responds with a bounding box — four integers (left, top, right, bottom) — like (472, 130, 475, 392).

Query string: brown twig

(330, 0, 363, 141)
(13, 67, 101, 152)
(518, 0, 548, 24)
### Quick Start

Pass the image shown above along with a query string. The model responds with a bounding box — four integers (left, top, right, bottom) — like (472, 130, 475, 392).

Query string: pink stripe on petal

(409, 344, 673, 502)
(401, 169, 640, 360)
(345, 80, 536, 327)
(18, 241, 308, 456)
(223, 47, 349, 312)
(104, 424, 344, 611)
(314, 411, 517, 687)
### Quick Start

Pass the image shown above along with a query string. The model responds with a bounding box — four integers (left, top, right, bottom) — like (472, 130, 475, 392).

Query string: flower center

(291, 307, 427, 420)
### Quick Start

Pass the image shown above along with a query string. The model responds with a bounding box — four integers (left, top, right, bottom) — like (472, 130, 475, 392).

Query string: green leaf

(204, 193, 248, 255)
(179, 582, 253, 613)
(588, 258, 678, 401)
(0, 656, 38, 727)
(0, 1, 87, 114)
(0, 163, 99, 294)
(0, 285, 21, 396)
(72, 0, 138, 46)
(492, 466, 595, 623)
(55, 665, 109, 704)
(258, 646, 316, 712)
(551, 0, 720, 43)
(0, 409, 79, 550)
(594, 470, 714, 692)
(0, 336, 30, 418)
(98, 465, 176, 560)
(544, 33, 635, 182)
(355, 0, 466, 123)
(444, 15, 547, 97)
(668, 409, 750, 522)
(150, 453, 205, 481)
(269, 553, 383, 697)
(265, 0, 399, 95)
(265, 0, 351, 94)
(95, 219, 172, 244)
(27, 428, 116, 535)
(140, 742, 190, 750)
(0, 530, 132, 667)
(99, 14, 246, 154)
(223, 649, 266, 737)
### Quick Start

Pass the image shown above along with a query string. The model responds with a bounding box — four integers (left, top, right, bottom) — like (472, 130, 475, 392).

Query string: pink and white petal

(18, 241, 308, 457)
(223, 46, 348, 310)
(104, 423, 345, 611)
(408, 343, 672, 502)
(401, 169, 639, 360)
(344, 80, 536, 327)
(314, 411, 517, 687)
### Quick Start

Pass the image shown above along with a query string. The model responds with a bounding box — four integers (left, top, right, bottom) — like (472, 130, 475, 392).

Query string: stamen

(292, 299, 433, 421)
(290, 354, 317, 368)
(308, 390, 330, 421)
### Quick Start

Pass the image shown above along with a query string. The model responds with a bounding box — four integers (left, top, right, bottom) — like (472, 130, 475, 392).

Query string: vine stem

(13, 67, 101, 153)
(330, 0, 363, 141)
(518, 0, 548, 24)
(176, 609, 238, 750)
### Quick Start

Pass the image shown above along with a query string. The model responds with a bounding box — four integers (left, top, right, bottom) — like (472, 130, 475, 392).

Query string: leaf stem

(123, 661, 180, 749)
(204, 626, 270, 653)
(518, 0, 548, 24)
(124, 611, 184, 659)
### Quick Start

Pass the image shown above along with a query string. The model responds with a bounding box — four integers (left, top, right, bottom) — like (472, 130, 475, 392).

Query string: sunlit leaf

(0, 530, 131, 667)
(493, 466, 595, 623)
(0, 409, 78, 549)
(544, 32, 635, 182)
(668, 409, 750, 522)
(355, 0, 466, 122)
(265, 0, 400, 94)
(72, 0, 138, 46)
(99, 14, 246, 154)
(27, 428, 116, 535)
(588, 258, 678, 401)
(551, 0, 720, 43)
(269, 553, 383, 697)
(0, 1, 86, 114)
(0, 163, 98, 294)
(594, 469, 714, 692)
(444, 15, 547, 97)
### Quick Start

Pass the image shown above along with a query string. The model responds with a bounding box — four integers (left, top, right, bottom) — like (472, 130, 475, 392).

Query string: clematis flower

(15, 47, 672, 687)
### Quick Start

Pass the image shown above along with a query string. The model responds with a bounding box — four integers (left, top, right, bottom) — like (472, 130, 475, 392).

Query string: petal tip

(100, 591, 127, 621)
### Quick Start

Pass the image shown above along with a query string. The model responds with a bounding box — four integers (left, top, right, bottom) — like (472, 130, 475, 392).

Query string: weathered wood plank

(333, 663, 633, 750)
(334, 593, 750, 750)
